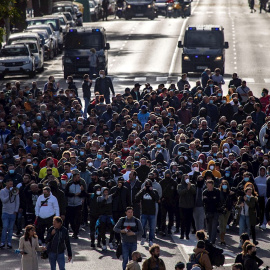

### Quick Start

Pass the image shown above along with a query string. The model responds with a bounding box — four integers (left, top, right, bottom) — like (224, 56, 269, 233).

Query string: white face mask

(194, 167, 199, 172)
(209, 165, 215, 170)
(185, 179, 190, 184)
(224, 148, 229, 153)
(217, 158, 222, 162)
(184, 156, 188, 160)
(199, 159, 203, 164)
(99, 74, 104, 78)
(264, 159, 268, 163)
(88, 162, 93, 167)
(96, 191, 101, 195)
(0, 180, 3, 183)
(69, 94, 73, 97)
(27, 159, 31, 163)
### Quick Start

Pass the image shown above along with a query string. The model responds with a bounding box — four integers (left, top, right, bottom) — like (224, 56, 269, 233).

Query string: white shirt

(35, 194, 59, 219)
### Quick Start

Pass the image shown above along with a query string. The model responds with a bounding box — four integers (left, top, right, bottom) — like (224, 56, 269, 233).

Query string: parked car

(26, 29, 54, 60)
(89, 0, 102, 21)
(26, 24, 58, 56)
(7, 32, 42, 47)
(11, 40, 44, 72)
(0, 44, 36, 79)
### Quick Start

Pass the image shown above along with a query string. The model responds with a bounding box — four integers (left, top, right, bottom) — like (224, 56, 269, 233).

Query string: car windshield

(8, 37, 37, 45)
(27, 19, 59, 31)
(27, 43, 38, 53)
(65, 33, 102, 50)
(52, 6, 74, 14)
(184, 31, 224, 48)
(64, 13, 73, 20)
(89, 2, 95, 8)
(155, 0, 166, 2)
(127, 0, 152, 2)
(1, 47, 29, 56)
(59, 18, 66, 25)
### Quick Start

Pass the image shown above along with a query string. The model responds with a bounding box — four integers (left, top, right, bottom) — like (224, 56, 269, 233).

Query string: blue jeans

(83, 97, 90, 117)
(122, 242, 137, 270)
(105, 95, 111, 104)
(1, 212, 16, 244)
(141, 214, 155, 241)
(239, 215, 250, 236)
(49, 252, 65, 270)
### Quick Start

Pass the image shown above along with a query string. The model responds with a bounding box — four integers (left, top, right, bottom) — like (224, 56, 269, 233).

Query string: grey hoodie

(254, 167, 267, 197)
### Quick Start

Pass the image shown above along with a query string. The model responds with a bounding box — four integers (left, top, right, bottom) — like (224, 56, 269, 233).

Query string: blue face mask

(36, 116, 41, 121)
(33, 139, 37, 143)
(29, 99, 33, 102)
(33, 163, 38, 167)
(222, 184, 228, 190)
(97, 154, 102, 159)
(156, 144, 161, 148)
(218, 93, 222, 97)
(209, 84, 214, 87)
(168, 113, 171, 117)
(237, 140, 241, 143)
(198, 94, 202, 97)
(9, 170, 15, 174)
(178, 151, 182, 155)
(225, 172, 230, 177)
(244, 177, 249, 182)
(246, 194, 251, 198)
(209, 100, 214, 104)
(222, 100, 226, 104)
(80, 151, 84, 156)
(74, 139, 78, 144)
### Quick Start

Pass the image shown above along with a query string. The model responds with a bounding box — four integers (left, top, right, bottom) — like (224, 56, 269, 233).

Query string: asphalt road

(1, 0, 270, 269)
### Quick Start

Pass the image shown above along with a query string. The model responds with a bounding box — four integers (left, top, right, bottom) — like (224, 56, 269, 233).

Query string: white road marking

(264, 79, 270, 83)
(134, 77, 146, 81)
(243, 78, 255, 83)
(156, 77, 168, 81)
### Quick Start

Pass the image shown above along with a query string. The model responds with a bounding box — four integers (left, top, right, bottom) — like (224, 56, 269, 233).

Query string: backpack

(205, 241, 224, 267)
(186, 252, 204, 270)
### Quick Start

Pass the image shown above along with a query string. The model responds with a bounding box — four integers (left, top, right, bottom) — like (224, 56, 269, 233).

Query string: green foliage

(0, 27, 5, 43)
(0, 0, 22, 23)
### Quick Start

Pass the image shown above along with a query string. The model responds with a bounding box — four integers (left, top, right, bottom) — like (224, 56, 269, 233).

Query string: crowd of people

(0, 67, 270, 270)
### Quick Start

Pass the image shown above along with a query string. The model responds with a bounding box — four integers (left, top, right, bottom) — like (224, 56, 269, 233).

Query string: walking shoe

(180, 235, 184, 239)
(72, 234, 78, 239)
(186, 235, 190, 240)
(7, 244, 12, 249)
(253, 240, 259, 246)
(109, 242, 114, 250)
(149, 241, 153, 247)
(140, 238, 146, 245)
(0, 243, 5, 249)
(260, 224, 266, 230)
(102, 245, 107, 251)
(90, 243, 95, 248)
(97, 242, 102, 248)
(159, 231, 166, 237)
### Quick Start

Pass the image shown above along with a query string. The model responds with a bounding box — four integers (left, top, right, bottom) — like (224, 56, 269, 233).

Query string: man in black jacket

(124, 170, 142, 218)
(46, 216, 72, 270)
(82, 74, 92, 118)
(94, 70, 115, 104)
(87, 184, 102, 248)
(109, 177, 131, 245)
(135, 158, 150, 182)
(202, 179, 220, 244)
(159, 170, 177, 235)
(244, 244, 262, 270)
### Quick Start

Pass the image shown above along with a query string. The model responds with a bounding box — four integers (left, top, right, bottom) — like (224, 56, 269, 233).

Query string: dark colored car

(62, 27, 110, 78)
(178, 25, 229, 75)
(125, 0, 157, 20)
(155, 0, 167, 16)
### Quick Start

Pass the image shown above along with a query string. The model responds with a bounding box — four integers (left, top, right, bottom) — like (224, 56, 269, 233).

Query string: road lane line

(134, 77, 146, 81)
(242, 78, 255, 83)
(167, 0, 200, 81)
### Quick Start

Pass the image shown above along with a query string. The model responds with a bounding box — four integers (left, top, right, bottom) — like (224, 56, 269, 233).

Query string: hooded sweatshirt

(202, 160, 221, 178)
(254, 167, 267, 197)
(97, 187, 114, 215)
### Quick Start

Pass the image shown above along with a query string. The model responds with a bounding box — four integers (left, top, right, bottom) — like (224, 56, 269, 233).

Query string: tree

(0, 0, 23, 41)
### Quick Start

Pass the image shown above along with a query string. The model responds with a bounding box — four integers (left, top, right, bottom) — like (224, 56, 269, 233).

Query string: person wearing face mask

(94, 70, 115, 104)
(218, 180, 236, 245)
(244, 244, 262, 270)
(188, 162, 200, 183)
(87, 184, 102, 248)
(177, 174, 196, 240)
(202, 160, 221, 178)
(87, 171, 107, 193)
(159, 170, 177, 236)
(142, 244, 166, 270)
(193, 176, 205, 231)
(66, 75, 78, 96)
(126, 251, 143, 270)
(221, 167, 234, 188)
(150, 139, 170, 163)
(4, 164, 22, 187)
(64, 170, 87, 239)
(236, 187, 258, 247)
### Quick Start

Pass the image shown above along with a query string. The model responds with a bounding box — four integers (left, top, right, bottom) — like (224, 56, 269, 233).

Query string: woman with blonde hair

(19, 225, 46, 270)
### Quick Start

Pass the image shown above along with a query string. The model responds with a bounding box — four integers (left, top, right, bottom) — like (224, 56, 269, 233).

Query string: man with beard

(142, 244, 166, 270)
(88, 171, 106, 193)
(35, 186, 59, 244)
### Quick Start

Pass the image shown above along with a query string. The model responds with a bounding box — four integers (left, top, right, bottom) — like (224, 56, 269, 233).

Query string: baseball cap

(141, 105, 147, 110)
(134, 83, 141, 88)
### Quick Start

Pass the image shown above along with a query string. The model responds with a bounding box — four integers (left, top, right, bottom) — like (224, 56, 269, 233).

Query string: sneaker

(260, 224, 266, 230)
(109, 242, 114, 249)
(72, 234, 78, 239)
(180, 235, 184, 239)
(0, 243, 5, 249)
(97, 242, 102, 248)
(102, 245, 107, 251)
(7, 244, 12, 249)
(186, 235, 190, 240)
(149, 241, 153, 247)
(90, 243, 95, 248)
(140, 238, 146, 245)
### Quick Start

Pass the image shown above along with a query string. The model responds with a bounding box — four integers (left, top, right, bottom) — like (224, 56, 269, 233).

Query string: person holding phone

(46, 216, 72, 270)
(19, 225, 46, 270)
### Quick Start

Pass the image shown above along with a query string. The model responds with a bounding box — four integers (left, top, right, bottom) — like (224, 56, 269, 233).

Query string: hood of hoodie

(207, 160, 216, 170)
(242, 152, 250, 162)
(101, 187, 108, 195)
(93, 184, 101, 192)
(259, 166, 266, 177)
(164, 169, 171, 177)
